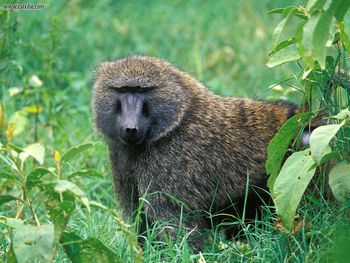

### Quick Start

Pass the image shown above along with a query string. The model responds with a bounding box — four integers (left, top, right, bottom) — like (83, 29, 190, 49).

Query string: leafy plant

(0, 104, 142, 262)
(266, 0, 350, 232)
(2, 0, 350, 261)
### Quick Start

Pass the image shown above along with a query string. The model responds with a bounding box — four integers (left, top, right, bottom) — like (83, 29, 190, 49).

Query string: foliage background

(1, 0, 350, 262)
(2, 0, 302, 214)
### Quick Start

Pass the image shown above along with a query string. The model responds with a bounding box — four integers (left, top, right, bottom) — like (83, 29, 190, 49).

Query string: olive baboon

(91, 55, 299, 250)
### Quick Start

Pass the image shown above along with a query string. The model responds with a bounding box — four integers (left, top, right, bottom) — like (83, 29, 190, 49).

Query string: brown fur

(91, 55, 299, 250)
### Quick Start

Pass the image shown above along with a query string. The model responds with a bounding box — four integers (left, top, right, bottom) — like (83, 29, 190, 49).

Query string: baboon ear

(148, 86, 190, 142)
(150, 104, 187, 142)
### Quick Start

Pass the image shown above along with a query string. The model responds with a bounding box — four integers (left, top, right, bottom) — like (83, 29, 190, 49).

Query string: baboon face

(108, 87, 152, 145)
(92, 56, 191, 145)
(93, 85, 154, 145)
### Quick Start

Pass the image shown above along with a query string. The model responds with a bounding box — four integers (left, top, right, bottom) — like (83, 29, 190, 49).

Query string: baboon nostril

(125, 128, 137, 134)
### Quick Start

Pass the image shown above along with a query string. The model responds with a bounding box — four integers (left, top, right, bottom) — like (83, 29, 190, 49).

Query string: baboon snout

(121, 116, 143, 144)
(123, 117, 139, 136)
(118, 93, 148, 145)
(125, 127, 138, 134)
(122, 115, 139, 132)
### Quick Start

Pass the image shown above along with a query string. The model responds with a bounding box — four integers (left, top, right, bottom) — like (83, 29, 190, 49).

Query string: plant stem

(26, 197, 40, 227)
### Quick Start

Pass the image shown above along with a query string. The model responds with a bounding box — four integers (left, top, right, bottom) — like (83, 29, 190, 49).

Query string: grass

(1, 0, 350, 262)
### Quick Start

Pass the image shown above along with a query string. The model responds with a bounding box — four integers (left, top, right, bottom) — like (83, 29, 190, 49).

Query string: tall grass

(1, 0, 349, 262)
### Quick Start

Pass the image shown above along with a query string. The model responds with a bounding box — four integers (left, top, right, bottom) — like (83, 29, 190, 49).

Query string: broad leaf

(0, 195, 18, 206)
(273, 149, 316, 231)
(68, 169, 103, 179)
(272, 7, 297, 46)
(299, 0, 346, 69)
(28, 75, 43, 88)
(337, 21, 350, 50)
(6, 243, 18, 263)
(61, 232, 124, 263)
(266, 112, 314, 190)
(268, 6, 307, 19)
(312, 7, 334, 69)
(0, 153, 20, 175)
(309, 121, 345, 163)
(13, 224, 55, 263)
(9, 112, 28, 136)
(334, 0, 350, 21)
(333, 108, 350, 120)
(55, 180, 90, 211)
(267, 7, 284, 14)
(26, 168, 53, 190)
(298, 12, 321, 68)
(61, 143, 95, 163)
(266, 47, 301, 68)
(307, 0, 328, 11)
(269, 38, 297, 56)
(303, 80, 324, 112)
(44, 187, 75, 240)
(0, 216, 24, 229)
(0, 171, 19, 181)
(20, 143, 45, 165)
(329, 161, 350, 202)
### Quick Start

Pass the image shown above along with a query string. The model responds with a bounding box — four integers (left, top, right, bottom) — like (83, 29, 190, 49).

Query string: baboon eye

(142, 102, 149, 116)
(115, 100, 122, 113)
(112, 86, 156, 93)
(118, 87, 129, 92)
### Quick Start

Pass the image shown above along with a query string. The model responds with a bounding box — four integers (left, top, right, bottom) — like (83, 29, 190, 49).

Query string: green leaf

(266, 47, 301, 68)
(13, 224, 55, 263)
(272, 7, 297, 46)
(267, 8, 284, 14)
(44, 187, 75, 240)
(6, 243, 18, 263)
(333, 108, 350, 120)
(61, 143, 95, 163)
(26, 168, 54, 191)
(68, 169, 103, 179)
(307, 0, 327, 11)
(299, 0, 343, 69)
(269, 38, 297, 56)
(61, 232, 123, 263)
(273, 149, 317, 231)
(8, 87, 23, 97)
(0, 153, 20, 175)
(334, 0, 350, 21)
(28, 75, 43, 88)
(303, 80, 324, 112)
(338, 21, 350, 51)
(268, 6, 307, 19)
(20, 143, 45, 165)
(266, 112, 314, 190)
(312, 7, 334, 69)
(318, 151, 342, 165)
(302, 66, 313, 79)
(298, 12, 322, 68)
(9, 112, 28, 136)
(60, 232, 83, 263)
(0, 216, 24, 229)
(0, 195, 18, 206)
(55, 180, 90, 211)
(0, 171, 19, 181)
(310, 121, 345, 164)
(329, 161, 350, 202)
